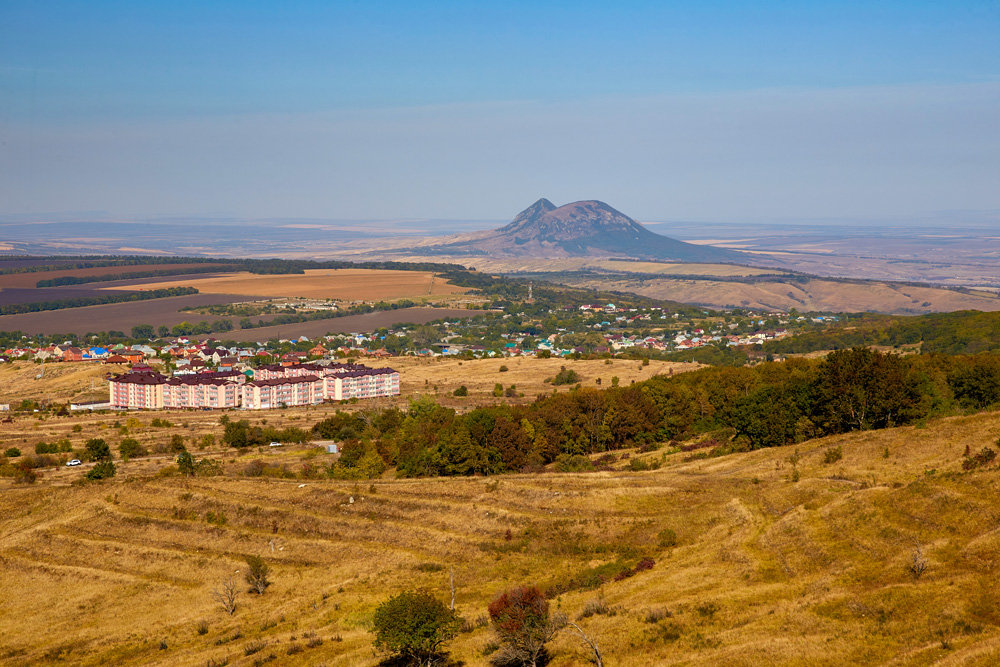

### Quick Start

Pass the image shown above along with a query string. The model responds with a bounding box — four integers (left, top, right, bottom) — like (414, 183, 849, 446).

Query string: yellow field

(104, 269, 469, 301)
(3, 407, 1000, 665)
(365, 356, 700, 403)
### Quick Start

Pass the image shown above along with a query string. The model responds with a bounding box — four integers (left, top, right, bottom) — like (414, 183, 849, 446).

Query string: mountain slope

(433, 198, 747, 263)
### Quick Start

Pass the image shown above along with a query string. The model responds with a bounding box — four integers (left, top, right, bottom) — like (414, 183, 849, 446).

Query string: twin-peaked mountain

(428, 198, 745, 262)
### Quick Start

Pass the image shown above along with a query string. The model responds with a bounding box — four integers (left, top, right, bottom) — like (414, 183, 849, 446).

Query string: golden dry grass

(3, 405, 1000, 665)
(566, 276, 1000, 314)
(364, 356, 700, 403)
(0, 361, 110, 404)
(104, 269, 469, 301)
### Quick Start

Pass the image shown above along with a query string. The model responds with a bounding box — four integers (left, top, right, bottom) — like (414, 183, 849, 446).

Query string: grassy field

(3, 404, 1000, 665)
(107, 269, 469, 301)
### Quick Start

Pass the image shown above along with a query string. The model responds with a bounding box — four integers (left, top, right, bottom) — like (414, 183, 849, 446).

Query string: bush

(4, 447, 21, 458)
(962, 447, 997, 470)
(177, 451, 196, 476)
(823, 446, 843, 464)
(453, 385, 469, 397)
(119, 437, 147, 461)
(488, 586, 565, 667)
(86, 460, 117, 480)
(372, 590, 460, 662)
(499, 365, 509, 372)
(150, 418, 173, 428)
(554, 454, 593, 473)
(244, 555, 271, 595)
(657, 528, 678, 548)
(552, 366, 582, 386)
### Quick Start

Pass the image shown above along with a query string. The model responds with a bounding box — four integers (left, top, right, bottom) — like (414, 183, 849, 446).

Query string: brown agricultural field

(3, 405, 1000, 665)
(107, 269, 469, 301)
(0, 293, 261, 335)
(220, 307, 483, 342)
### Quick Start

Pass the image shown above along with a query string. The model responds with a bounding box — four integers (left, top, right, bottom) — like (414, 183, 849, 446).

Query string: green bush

(372, 590, 459, 662)
(4, 447, 21, 458)
(453, 385, 469, 397)
(657, 528, 678, 548)
(823, 446, 843, 464)
(119, 438, 147, 461)
(86, 460, 117, 480)
(552, 366, 582, 386)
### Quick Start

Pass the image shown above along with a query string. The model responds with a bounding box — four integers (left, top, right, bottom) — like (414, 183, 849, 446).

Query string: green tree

(371, 590, 460, 663)
(815, 348, 916, 432)
(84, 438, 112, 462)
(177, 451, 196, 476)
(119, 437, 147, 461)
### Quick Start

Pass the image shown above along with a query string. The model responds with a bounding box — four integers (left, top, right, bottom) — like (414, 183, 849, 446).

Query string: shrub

(552, 366, 582, 385)
(4, 447, 21, 458)
(177, 451, 196, 476)
(488, 586, 565, 667)
(372, 590, 460, 662)
(504, 385, 518, 397)
(554, 454, 593, 473)
(453, 385, 468, 397)
(657, 528, 678, 548)
(86, 460, 117, 480)
(13, 462, 37, 484)
(823, 446, 843, 464)
(196, 620, 209, 635)
(119, 437, 147, 461)
(244, 555, 271, 595)
(493, 383, 504, 397)
(962, 447, 997, 470)
(169, 434, 186, 453)
(151, 418, 173, 428)
(499, 365, 509, 372)
(908, 547, 929, 580)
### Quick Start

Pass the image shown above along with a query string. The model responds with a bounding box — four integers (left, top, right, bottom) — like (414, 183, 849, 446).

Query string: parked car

(268, 441, 283, 447)
(66, 459, 82, 466)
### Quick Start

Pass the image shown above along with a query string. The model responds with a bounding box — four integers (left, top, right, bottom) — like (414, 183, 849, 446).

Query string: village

(0, 301, 833, 415)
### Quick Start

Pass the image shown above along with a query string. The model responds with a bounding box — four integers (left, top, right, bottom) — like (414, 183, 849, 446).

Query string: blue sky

(1, 1, 998, 222)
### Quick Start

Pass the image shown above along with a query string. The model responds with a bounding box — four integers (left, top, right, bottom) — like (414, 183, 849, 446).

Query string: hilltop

(426, 198, 747, 263)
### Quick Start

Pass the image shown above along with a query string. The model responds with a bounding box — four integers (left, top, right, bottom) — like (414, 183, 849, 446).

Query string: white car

(268, 441, 283, 447)
(66, 459, 82, 466)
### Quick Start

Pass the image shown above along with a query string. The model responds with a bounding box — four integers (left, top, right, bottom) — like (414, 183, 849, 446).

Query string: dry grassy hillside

(563, 276, 1000, 314)
(3, 409, 1000, 665)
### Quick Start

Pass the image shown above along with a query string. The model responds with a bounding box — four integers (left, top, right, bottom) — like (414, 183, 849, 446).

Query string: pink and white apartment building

(163, 375, 241, 409)
(326, 366, 400, 400)
(109, 363, 400, 410)
(241, 375, 324, 410)
(109, 371, 166, 409)
(110, 370, 243, 410)
(255, 362, 400, 401)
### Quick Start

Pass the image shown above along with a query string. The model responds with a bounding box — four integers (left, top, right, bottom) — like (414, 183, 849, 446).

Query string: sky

(1, 1, 998, 224)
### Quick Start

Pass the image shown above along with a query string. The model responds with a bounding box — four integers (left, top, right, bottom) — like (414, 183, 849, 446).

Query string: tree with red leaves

(488, 586, 566, 667)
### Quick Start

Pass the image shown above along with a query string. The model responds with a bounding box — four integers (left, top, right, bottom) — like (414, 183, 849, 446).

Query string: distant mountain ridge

(429, 198, 746, 263)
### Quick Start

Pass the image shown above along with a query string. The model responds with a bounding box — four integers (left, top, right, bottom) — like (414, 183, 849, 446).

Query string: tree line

(305, 348, 1000, 478)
